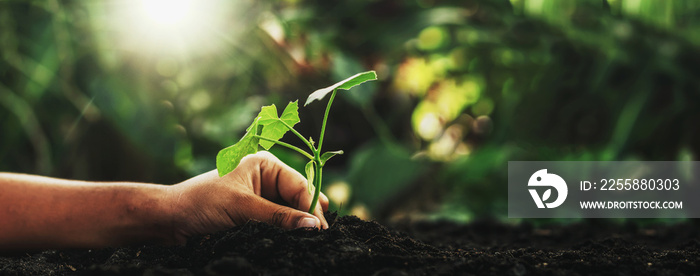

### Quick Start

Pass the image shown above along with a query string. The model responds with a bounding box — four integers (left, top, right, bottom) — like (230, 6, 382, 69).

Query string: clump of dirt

(1, 213, 699, 275)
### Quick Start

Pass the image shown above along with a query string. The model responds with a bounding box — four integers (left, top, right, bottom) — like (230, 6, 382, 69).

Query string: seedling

(216, 71, 377, 213)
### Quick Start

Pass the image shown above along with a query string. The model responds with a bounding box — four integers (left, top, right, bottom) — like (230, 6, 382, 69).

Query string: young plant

(216, 71, 378, 213)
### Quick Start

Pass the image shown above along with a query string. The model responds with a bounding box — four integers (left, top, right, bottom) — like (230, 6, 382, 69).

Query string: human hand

(167, 151, 329, 243)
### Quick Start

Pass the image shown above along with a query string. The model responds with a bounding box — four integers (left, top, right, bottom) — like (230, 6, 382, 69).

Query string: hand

(167, 151, 329, 243)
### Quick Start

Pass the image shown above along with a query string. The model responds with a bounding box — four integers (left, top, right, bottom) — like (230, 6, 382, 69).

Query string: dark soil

(1, 213, 700, 275)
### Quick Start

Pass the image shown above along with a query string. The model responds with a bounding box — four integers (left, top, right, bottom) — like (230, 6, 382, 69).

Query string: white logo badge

(528, 169, 567, 208)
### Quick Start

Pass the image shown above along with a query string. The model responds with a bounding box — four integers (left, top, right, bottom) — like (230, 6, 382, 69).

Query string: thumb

(245, 196, 321, 229)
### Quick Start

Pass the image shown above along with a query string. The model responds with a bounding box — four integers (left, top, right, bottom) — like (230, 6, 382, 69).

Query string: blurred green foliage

(1, 0, 699, 221)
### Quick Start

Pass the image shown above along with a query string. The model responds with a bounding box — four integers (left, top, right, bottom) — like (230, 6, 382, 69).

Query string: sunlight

(142, 0, 193, 26)
(95, 0, 248, 57)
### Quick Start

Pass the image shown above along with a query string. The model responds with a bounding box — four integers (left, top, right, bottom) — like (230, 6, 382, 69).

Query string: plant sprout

(216, 71, 378, 213)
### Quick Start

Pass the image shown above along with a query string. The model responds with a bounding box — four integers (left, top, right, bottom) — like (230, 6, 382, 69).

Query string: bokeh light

(326, 181, 351, 206)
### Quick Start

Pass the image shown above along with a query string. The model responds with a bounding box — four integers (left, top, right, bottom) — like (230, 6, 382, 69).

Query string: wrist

(123, 184, 182, 246)
(158, 184, 188, 245)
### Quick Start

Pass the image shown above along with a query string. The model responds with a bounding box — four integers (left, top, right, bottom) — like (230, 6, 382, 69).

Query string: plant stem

(308, 89, 337, 214)
(317, 89, 337, 153)
(308, 161, 323, 213)
(254, 135, 314, 159)
(279, 119, 316, 153)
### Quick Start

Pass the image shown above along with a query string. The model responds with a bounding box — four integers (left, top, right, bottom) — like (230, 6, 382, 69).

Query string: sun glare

(98, 0, 247, 57)
(142, 0, 193, 26)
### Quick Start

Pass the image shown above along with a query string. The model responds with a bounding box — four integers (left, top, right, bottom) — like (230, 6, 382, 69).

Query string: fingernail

(297, 217, 319, 228)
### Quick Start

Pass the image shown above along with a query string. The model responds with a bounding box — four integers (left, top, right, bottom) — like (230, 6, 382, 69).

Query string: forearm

(0, 173, 175, 250)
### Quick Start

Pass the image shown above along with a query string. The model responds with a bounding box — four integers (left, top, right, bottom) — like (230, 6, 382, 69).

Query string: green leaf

(320, 150, 344, 164)
(216, 118, 261, 177)
(332, 52, 377, 107)
(257, 105, 280, 125)
(305, 160, 315, 195)
(257, 101, 300, 150)
(304, 71, 378, 106)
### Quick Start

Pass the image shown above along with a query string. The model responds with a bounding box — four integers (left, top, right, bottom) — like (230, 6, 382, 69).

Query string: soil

(1, 213, 699, 275)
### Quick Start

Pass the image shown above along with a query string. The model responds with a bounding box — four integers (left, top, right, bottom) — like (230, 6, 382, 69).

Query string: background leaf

(258, 101, 300, 150)
(216, 118, 261, 177)
(304, 71, 377, 106)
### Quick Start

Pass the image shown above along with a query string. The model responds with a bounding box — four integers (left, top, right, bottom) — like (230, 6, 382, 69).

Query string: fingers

(240, 151, 328, 229)
(243, 195, 321, 229)
(320, 192, 329, 212)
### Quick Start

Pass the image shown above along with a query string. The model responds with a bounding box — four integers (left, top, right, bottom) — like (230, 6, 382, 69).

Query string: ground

(1, 213, 699, 275)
